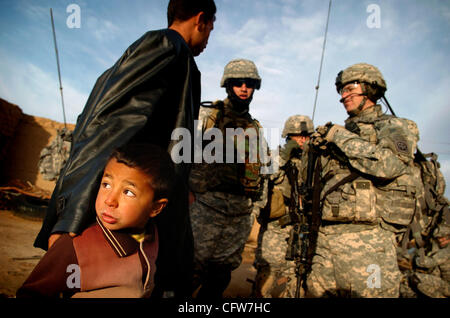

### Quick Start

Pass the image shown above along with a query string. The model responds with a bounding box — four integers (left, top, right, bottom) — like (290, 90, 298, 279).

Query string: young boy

(17, 143, 175, 298)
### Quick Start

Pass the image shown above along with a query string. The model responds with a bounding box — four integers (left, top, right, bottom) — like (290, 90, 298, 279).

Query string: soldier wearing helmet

(281, 115, 314, 162)
(335, 63, 386, 117)
(253, 115, 314, 298)
(220, 58, 261, 110)
(301, 63, 424, 297)
(189, 59, 267, 299)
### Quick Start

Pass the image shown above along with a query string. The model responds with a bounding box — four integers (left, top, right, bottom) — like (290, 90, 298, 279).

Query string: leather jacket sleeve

(17, 234, 79, 297)
(35, 29, 200, 249)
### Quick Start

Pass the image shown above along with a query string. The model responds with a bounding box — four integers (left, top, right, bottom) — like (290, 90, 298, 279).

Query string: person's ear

(194, 11, 206, 31)
(149, 198, 168, 218)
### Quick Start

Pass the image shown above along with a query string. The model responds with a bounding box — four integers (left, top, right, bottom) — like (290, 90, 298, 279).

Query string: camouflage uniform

(38, 128, 72, 181)
(189, 59, 267, 298)
(397, 150, 450, 297)
(413, 227, 450, 297)
(254, 147, 298, 298)
(303, 63, 423, 297)
(254, 115, 314, 298)
(413, 155, 450, 297)
(400, 211, 450, 298)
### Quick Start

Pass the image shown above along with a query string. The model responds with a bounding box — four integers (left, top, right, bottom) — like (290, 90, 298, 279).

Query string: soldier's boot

(196, 262, 232, 300)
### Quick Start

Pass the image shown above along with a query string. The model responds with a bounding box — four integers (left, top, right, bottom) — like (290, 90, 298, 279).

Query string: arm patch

(392, 135, 409, 155)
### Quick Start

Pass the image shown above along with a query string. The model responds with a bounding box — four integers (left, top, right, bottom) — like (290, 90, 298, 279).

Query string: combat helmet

(282, 115, 314, 138)
(220, 59, 261, 90)
(335, 63, 387, 102)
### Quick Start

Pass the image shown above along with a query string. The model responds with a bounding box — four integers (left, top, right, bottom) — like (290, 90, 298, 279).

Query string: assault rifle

(278, 148, 320, 297)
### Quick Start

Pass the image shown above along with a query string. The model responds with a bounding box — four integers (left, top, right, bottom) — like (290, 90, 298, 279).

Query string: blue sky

(0, 0, 449, 196)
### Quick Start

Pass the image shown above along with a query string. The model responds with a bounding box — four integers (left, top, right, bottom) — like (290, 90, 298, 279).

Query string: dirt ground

(0, 210, 45, 297)
(0, 209, 259, 298)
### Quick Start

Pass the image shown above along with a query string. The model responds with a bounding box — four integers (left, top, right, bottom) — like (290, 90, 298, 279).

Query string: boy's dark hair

(109, 143, 175, 201)
(167, 0, 216, 27)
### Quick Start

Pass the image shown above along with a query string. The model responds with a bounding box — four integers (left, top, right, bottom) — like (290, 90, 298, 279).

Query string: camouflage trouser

(306, 225, 401, 298)
(190, 197, 254, 271)
(254, 221, 296, 297)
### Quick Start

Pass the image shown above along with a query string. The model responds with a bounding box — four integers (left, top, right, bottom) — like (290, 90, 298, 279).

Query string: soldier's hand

(310, 132, 326, 149)
(310, 122, 333, 149)
(316, 121, 333, 137)
(415, 255, 436, 269)
(311, 122, 347, 149)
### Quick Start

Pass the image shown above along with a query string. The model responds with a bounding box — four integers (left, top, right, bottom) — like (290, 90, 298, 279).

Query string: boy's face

(95, 158, 166, 232)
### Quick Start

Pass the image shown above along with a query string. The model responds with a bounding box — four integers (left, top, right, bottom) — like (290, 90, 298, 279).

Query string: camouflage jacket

(189, 98, 268, 214)
(301, 105, 424, 233)
(259, 141, 303, 223)
(272, 141, 303, 202)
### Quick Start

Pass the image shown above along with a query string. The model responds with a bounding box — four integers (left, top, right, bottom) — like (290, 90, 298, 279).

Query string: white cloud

(0, 50, 86, 123)
(20, 2, 49, 22)
(85, 16, 121, 42)
(281, 12, 326, 35)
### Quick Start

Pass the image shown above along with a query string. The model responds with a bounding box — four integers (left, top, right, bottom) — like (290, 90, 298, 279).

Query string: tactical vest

(264, 145, 303, 221)
(38, 128, 73, 181)
(192, 99, 264, 199)
(319, 108, 422, 230)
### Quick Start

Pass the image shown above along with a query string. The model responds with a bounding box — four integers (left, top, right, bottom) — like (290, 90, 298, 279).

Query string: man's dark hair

(167, 0, 216, 27)
(109, 143, 176, 201)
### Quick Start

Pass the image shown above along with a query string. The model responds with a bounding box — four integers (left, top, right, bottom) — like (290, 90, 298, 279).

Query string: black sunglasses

(229, 78, 257, 89)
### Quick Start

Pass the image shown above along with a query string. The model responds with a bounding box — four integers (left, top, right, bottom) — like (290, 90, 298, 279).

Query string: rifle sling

(307, 159, 323, 267)
(307, 169, 359, 269)
(321, 171, 359, 200)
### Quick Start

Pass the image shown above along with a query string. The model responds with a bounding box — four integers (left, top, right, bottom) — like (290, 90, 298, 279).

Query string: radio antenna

(50, 8, 67, 128)
(312, 0, 332, 122)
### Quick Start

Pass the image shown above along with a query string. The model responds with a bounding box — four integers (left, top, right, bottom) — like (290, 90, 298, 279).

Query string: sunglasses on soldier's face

(338, 81, 360, 95)
(229, 78, 257, 89)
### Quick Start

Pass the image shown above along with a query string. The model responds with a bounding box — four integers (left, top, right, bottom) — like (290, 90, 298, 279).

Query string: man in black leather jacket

(34, 0, 216, 298)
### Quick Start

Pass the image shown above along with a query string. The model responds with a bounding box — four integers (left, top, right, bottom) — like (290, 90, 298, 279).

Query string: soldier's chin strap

(340, 93, 368, 117)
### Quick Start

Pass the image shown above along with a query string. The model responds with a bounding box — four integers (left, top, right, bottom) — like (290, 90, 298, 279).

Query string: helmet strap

(347, 82, 368, 117)
(348, 95, 368, 117)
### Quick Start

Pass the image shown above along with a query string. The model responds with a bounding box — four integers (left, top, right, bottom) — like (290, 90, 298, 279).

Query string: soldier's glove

(415, 255, 437, 269)
(310, 124, 329, 149)
(311, 122, 347, 150)
(324, 124, 346, 143)
(310, 122, 333, 149)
